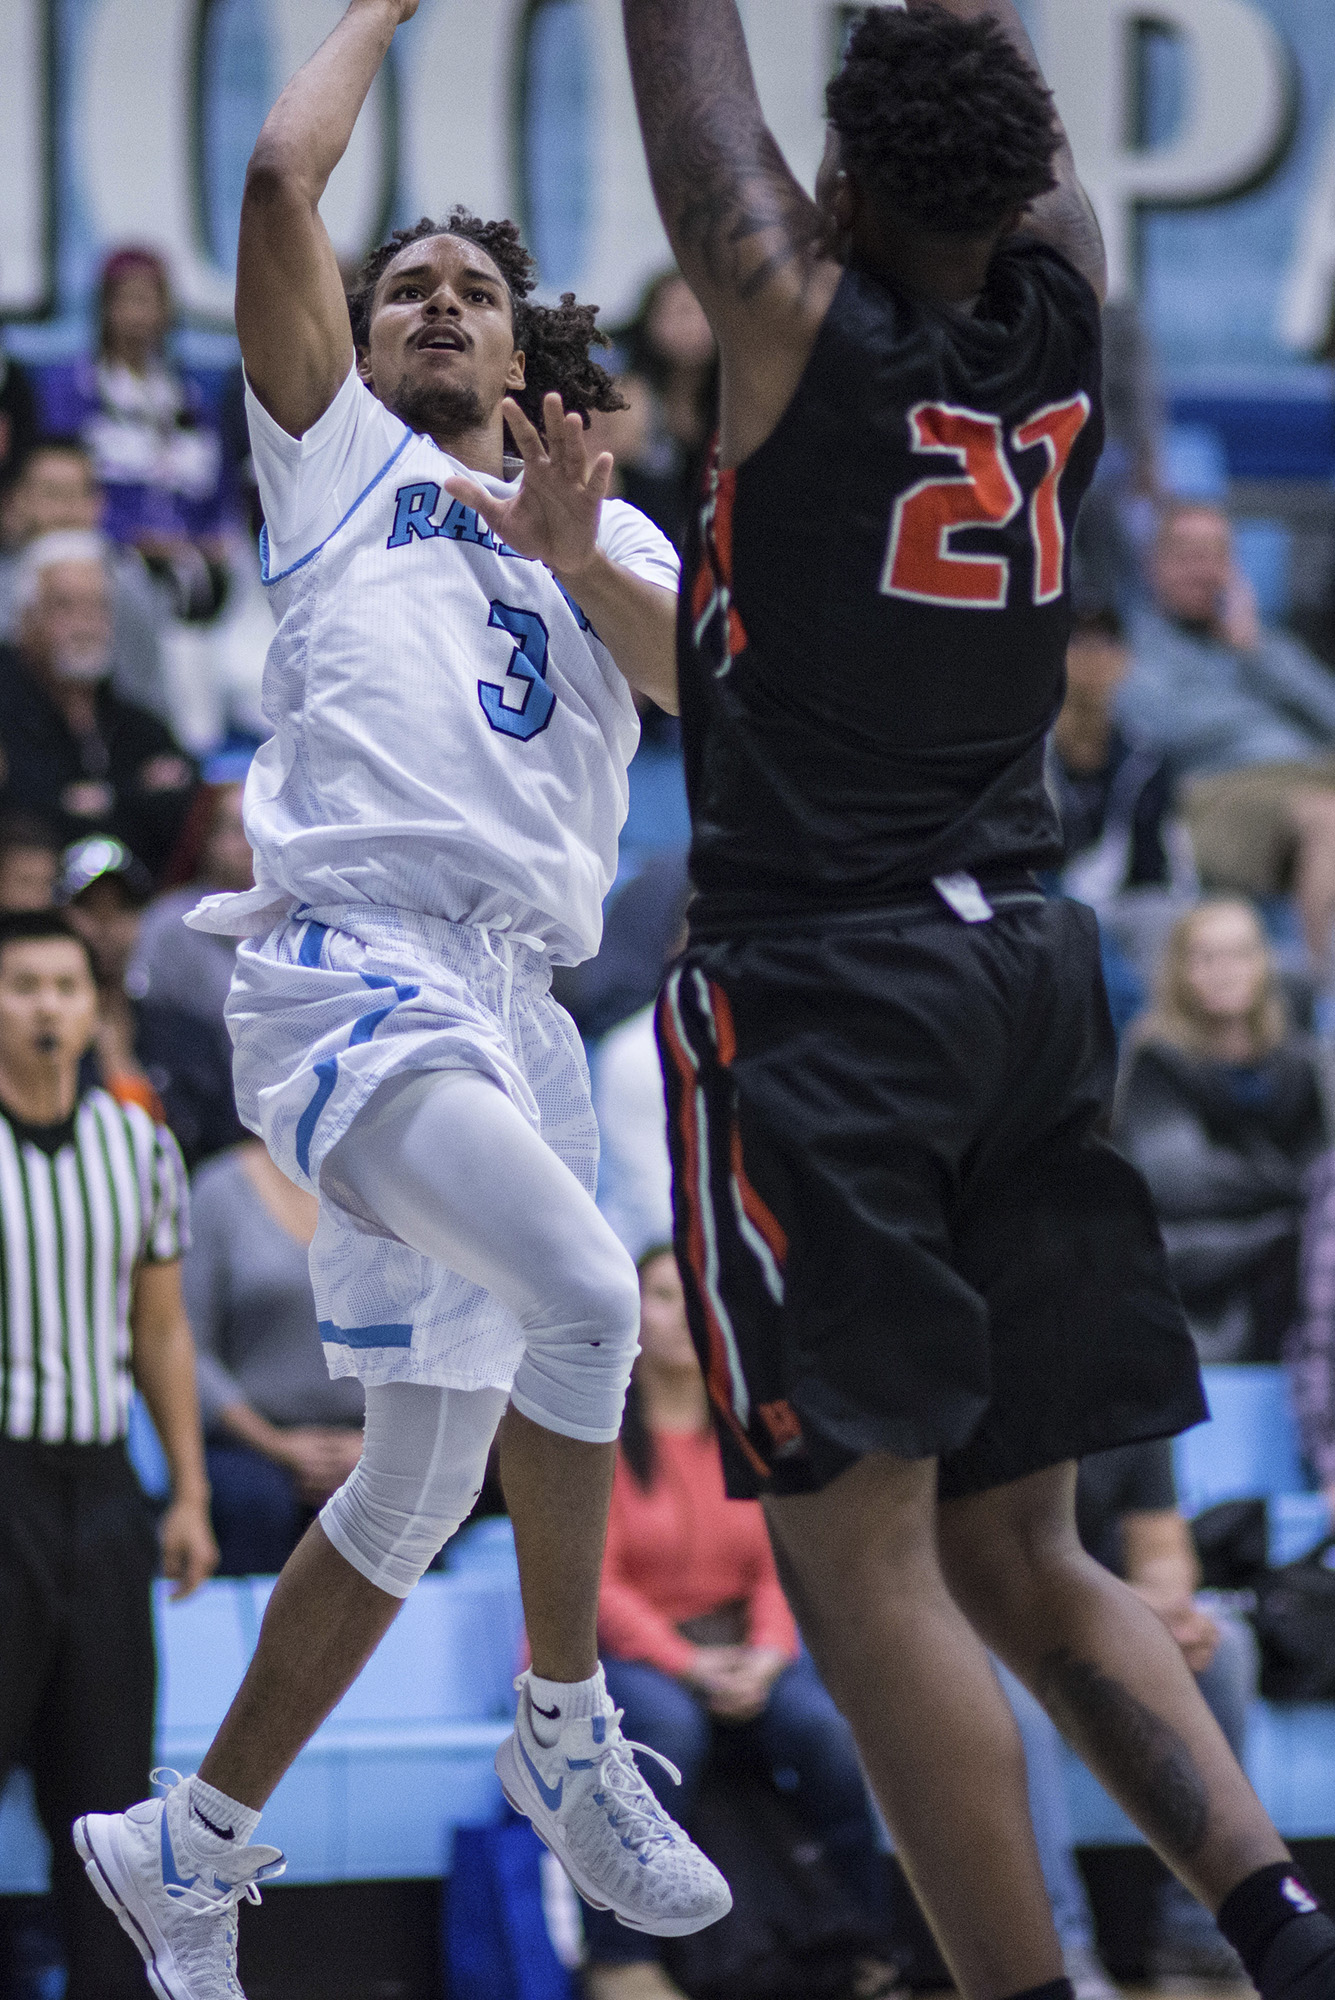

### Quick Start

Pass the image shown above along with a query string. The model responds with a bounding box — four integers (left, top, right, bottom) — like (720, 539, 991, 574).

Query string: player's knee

(527, 1229, 641, 1351)
(510, 1238, 640, 1443)
(319, 1388, 501, 1597)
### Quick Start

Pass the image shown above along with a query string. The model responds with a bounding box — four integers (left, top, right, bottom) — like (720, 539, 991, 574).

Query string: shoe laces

(149, 1768, 282, 1923)
(594, 1713, 684, 1859)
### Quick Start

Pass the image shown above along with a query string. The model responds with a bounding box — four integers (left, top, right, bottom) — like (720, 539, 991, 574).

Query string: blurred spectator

(558, 846, 690, 1043)
(183, 1141, 364, 1575)
(0, 810, 58, 912)
(586, 1250, 893, 2000)
(0, 907, 214, 2000)
(1050, 607, 1196, 985)
(0, 343, 38, 486)
(601, 271, 717, 548)
(1117, 503, 1335, 967)
(60, 835, 243, 1165)
(1284, 1149, 1335, 1523)
(1002, 1441, 1253, 1987)
(1114, 900, 1330, 1360)
(38, 246, 229, 620)
(0, 529, 197, 876)
(0, 436, 172, 721)
(130, 777, 252, 1025)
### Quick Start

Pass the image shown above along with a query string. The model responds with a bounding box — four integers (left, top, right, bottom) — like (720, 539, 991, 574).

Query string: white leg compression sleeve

(322, 1069, 640, 1444)
(320, 1380, 508, 1598)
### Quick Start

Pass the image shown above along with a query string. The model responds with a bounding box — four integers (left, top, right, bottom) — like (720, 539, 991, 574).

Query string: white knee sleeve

(508, 1238, 641, 1445)
(320, 1381, 508, 1598)
(325, 1069, 642, 1448)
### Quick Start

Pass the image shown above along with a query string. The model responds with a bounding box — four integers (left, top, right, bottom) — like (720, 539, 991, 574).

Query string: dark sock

(1218, 1864, 1335, 1998)
(997, 1981, 1073, 2000)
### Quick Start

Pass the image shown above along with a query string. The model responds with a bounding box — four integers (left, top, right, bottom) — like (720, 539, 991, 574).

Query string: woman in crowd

(39, 246, 229, 620)
(599, 271, 717, 550)
(183, 1139, 365, 1575)
(586, 1248, 893, 2000)
(1114, 898, 1330, 1360)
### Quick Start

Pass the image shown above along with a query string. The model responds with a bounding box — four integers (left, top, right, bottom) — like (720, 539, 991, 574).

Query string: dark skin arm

(622, 0, 839, 467)
(622, 0, 1105, 466)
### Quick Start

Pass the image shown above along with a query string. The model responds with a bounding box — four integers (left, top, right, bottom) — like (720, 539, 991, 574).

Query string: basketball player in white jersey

(74, 3, 729, 1991)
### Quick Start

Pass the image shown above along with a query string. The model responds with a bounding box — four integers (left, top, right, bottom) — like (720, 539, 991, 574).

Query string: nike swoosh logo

(160, 1814, 200, 1896)
(531, 1702, 561, 1721)
(518, 1733, 564, 1812)
(192, 1807, 236, 1842)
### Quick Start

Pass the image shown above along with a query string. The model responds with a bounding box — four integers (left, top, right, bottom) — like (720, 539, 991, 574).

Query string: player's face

(361, 235, 527, 439)
(0, 938, 99, 1085)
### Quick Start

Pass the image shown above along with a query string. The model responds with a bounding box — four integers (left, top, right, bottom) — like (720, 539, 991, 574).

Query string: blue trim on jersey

(260, 426, 415, 586)
(291, 973, 421, 1178)
(319, 1318, 414, 1349)
(294, 1056, 338, 1178)
(298, 920, 329, 968)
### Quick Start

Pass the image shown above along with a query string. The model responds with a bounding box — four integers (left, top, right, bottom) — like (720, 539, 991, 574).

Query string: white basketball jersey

(198, 368, 678, 966)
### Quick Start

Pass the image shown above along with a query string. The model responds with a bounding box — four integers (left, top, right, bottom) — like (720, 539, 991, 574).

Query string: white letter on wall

(1039, 0, 1291, 302)
(0, 0, 49, 313)
(1278, 96, 1335, 354)
(79, 0, 392, 324)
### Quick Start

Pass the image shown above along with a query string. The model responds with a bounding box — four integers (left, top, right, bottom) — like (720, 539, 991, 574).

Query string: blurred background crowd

(7, 238, 1335, 2000)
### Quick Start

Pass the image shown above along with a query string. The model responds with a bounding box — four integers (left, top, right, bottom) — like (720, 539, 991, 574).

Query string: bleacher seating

(1065, 1364, 1335, 1845)
(0, 1520, 525, 1895)
(5, 1375, 1332, 1892)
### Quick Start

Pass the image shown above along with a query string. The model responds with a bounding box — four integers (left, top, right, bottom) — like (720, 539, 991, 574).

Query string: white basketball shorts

(226, 904, 598, 1392)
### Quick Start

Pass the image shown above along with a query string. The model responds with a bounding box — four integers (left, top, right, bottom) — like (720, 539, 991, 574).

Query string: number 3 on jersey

(479, 601, 556, 741)
(881, 394, 1090, 610)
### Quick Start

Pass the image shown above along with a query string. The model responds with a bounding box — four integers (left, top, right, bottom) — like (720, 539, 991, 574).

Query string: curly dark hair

(826, 4, 1063, 236)
(346, 208, 625, 433)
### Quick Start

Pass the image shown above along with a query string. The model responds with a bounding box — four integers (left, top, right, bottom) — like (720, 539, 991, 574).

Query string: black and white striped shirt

(0, 1088, 189, 1444)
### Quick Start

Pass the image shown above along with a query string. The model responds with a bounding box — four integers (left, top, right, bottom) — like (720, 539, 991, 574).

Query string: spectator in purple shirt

(38, 247, 229, 622)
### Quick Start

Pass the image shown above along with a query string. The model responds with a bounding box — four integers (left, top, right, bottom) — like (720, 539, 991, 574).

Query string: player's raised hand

(444, 392, 615, 583)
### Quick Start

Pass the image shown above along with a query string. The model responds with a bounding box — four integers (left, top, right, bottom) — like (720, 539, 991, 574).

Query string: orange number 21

(882, 393, 1091, 610)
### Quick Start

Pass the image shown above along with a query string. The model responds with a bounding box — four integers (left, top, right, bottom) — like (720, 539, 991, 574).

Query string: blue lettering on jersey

(480, 601, 556, 741)
(437, 497, 497, 547)
(385, 482, 595, 634)
(386, 481, 442, 547)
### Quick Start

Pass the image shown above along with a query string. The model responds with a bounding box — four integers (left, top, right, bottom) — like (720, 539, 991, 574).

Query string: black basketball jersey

(679, 237, 1104, 926)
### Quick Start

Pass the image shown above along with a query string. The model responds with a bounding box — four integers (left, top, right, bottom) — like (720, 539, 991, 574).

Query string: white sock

(187, 1775, 262, 1849)
(526, 1665, 608, 1746)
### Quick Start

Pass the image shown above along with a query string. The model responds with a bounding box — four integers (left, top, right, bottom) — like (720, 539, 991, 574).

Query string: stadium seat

(1067, 1364, 1335, 1845)
(1232, 519, 1294, 627)
(1160, 422, 1230, 502)
(0, 1537, 527, 1894)
(1172, 1364, 1308, 1515)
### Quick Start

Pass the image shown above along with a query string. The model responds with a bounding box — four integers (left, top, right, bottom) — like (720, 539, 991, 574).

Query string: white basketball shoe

(73, 1770, 284, 2000)
(496, 1670, 732, 1936)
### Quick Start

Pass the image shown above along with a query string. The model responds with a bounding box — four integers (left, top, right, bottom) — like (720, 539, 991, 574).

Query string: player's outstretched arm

(237, 0, 420, 439)
(922, 0, 1106, 302)
(446, 394, 679, 715)
(621, 0, 841, 464)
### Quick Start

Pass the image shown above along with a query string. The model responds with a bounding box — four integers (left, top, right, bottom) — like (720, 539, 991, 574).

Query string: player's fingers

(587, 451, 614, 505)
(443, 475, 506, 536)
(502, 396, 546, 463)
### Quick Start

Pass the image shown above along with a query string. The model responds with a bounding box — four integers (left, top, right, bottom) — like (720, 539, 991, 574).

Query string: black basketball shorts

(655, 894, 1206, 1500)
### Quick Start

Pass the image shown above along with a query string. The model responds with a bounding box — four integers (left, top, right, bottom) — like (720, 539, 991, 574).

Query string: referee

(0, 907, 216, 1998)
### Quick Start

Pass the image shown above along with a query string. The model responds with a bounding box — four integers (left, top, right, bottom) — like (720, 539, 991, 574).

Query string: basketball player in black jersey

(621, 5, 1335, 2000)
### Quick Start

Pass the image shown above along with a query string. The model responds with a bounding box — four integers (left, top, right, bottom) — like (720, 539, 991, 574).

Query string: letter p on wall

(1037, 0, 1293, 302)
